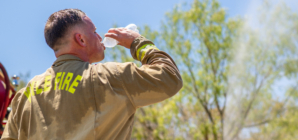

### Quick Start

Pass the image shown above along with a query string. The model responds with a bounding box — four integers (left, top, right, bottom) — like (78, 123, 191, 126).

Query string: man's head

(44, 9, 105, 63)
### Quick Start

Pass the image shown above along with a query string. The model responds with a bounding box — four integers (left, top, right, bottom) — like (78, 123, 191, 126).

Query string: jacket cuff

(130, 36, 157, 61)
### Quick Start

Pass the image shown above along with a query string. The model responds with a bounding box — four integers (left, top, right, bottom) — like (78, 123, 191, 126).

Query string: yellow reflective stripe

(136, 44, 148, 61)
(59, 72, 65, 89)
(140, 46, 159, 61)
(61, 72, 73, 90)
(22, 72, 82, 101)
(68, 75, 82, 94)
(24, 86, 31, 102)
(55, 72, 62, 90)
(30, 81, 35, 97)
(44, 75, 52, 92)
(136, 44, 159, 61)
(36, 81, 42, 95)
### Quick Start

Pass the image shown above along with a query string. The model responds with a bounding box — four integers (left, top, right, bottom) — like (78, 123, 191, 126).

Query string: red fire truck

(0, 63, 18, 138)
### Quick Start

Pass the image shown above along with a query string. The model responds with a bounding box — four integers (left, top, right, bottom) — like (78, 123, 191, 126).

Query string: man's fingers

(107, 28, 121, 34)
(104, 33, 118, 40)
(118, 27, 125, 31)
(117, 42, 124, 46)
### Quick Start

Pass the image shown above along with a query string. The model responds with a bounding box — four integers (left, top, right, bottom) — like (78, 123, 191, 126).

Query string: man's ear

(75, 33, 86, 47)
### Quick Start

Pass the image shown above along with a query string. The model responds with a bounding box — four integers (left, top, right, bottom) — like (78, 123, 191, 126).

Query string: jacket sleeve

(1, 88, 24, 140)
(116, 36, 183, 108)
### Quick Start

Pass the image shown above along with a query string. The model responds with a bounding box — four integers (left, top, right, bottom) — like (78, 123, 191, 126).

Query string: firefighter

(2, 9, 182, 140)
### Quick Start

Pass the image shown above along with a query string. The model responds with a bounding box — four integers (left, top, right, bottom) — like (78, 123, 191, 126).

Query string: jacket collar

(52, 54, 85, 67)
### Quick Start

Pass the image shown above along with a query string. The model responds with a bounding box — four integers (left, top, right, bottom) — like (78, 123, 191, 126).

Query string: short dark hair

(44, 9, 86, 49)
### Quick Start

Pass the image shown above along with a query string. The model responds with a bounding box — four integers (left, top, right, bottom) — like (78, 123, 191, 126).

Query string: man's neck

(54, 46, 90, 63)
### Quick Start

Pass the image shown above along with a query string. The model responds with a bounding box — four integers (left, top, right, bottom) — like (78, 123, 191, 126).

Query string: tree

(159, 0, 240, 139)
(245, 2, 298, 139)
(105, 0, 298, 139)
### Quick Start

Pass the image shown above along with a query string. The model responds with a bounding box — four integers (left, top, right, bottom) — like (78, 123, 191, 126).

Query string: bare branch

(183, 57, 215, 125)
(231, 68, 273, 139)
(244, 120, 271, 128)
(204, 38, 217, 76)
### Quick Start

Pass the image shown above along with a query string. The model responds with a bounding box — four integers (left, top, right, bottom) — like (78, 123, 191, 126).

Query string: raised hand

(104, 28, 141, 49)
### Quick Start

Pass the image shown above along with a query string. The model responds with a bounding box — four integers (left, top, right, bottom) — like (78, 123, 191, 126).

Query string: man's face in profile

(81, 16, 105, 63)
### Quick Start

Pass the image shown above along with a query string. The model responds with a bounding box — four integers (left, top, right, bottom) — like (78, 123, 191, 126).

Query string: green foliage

(4, 1, 290, 139)
(101, 0, 298, 139)
(4, 1, 297, 139)
(158, 0, 241, 139)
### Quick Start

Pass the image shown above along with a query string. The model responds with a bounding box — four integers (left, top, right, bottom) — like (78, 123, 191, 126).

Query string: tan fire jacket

(2, 36, 183, 140)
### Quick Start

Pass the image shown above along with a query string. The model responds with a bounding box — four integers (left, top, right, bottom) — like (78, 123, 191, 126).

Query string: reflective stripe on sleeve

(136, 44, 160, 61)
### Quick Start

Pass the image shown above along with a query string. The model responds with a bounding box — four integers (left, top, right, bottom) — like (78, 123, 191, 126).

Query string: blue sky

(0, 0, 296, 80)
